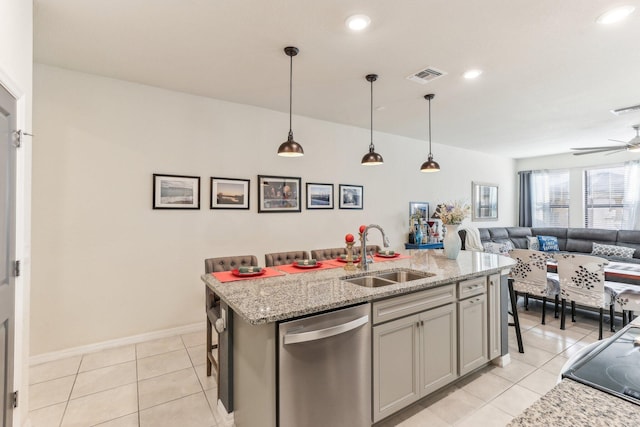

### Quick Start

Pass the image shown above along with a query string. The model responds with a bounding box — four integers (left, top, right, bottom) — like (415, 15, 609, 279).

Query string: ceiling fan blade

(604, 149, 628, 156)
(571, 145, 627, 150)
(572, 147, 625, 156)
(608, 139, 628, 144)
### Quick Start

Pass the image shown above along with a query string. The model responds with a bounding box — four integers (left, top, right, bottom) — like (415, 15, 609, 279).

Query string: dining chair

(555, 253, 613, 340)
(615, 288, 640, 326)
(508, 249, 560, 325)
(265, 250, 310, 267)
(204, 255, 258, 383)
(310, 247, 347, 261)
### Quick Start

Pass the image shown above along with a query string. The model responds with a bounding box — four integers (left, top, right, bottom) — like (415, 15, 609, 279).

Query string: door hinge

(14, 260, 21, 277)
(12, 390, 18, 408)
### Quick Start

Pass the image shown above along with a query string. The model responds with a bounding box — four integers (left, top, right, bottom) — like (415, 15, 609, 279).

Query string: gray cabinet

(418, 303, 457, 395)
(487, 273, 501, 360)
(373, 314, 420, 422)
(372, 285, 457, 423)
(458, 279, 488, 375)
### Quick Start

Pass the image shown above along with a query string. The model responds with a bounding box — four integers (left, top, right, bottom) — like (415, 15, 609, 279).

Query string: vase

(415, 227, 423, 246)
(443, 223, 462, 259)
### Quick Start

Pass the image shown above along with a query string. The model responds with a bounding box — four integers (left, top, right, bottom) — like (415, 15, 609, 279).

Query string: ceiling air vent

(406, 66, 447, 84)
(611, 104, 640, 115)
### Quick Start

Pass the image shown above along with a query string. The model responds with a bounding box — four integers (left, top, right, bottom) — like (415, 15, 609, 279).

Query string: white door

(0, 84, 17, 427)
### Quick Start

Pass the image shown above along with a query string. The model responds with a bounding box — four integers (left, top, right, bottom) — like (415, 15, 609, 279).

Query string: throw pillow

(537, 235, 559, 252)
(591, 242, 635, 259)
(526, 236, 540, 251)
(483, 241, 514, 255)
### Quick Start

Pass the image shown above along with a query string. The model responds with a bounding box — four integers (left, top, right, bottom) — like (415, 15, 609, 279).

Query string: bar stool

(265, 250, 309, 266)
(616, 289, 640, 326)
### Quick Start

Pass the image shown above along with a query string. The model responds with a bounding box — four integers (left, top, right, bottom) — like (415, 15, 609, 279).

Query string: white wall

(0, 0, 33, 424)
(516, 151, 640, 227)
(31, 64, 516, 355)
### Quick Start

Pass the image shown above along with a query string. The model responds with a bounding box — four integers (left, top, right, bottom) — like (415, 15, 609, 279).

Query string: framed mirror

(472, 182, 498, 221)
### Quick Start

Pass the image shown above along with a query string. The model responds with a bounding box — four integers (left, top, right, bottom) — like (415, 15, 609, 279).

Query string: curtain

(622, 161, 640, 230)
(518, 170, 533, 227)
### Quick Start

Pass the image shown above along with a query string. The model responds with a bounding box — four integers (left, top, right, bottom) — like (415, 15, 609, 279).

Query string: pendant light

(361, 74, 384, 165)
(420, 94, 441, 172)
(277, 46, 304, 157)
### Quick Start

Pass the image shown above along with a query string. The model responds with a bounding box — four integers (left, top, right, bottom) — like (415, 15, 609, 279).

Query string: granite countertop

(201, 250, 515, 324)
(508, 379, 640, 427)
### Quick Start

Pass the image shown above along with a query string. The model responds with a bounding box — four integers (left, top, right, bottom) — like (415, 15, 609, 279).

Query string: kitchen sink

(343, 269, 435, 288)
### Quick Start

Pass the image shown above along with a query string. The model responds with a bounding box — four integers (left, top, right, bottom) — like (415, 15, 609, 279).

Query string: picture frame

(339, 184, 364, 210)
(258, 175, 302, 213)
(210, 177, 250, 210)
(472, 181, 498, 221)
(306, 183, 334, 209)
(153, 174, 200, 209)
(409, 202, 429, 223)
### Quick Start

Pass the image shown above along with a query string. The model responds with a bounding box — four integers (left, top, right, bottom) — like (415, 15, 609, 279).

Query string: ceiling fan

(571, 125, 640, 156)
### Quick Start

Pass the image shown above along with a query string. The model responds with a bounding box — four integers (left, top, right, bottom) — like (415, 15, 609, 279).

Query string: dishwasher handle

(283, 314, 369, 345)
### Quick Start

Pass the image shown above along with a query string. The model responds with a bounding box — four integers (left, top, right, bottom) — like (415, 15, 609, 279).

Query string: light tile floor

(28, 301, 620, 427)
(28, 332, 220, 427)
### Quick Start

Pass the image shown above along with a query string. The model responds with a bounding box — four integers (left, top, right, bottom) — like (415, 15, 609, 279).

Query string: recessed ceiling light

(345, 14, 371, 31)
(463, 69, 483, 79)
(596, 5, 635, 24)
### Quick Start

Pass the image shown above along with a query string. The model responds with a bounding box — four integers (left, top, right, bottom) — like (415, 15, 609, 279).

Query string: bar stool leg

(541, 296, 547, 325)
(571, 301, 576, 322)
(554, 295, 559, 318)
(508, 279, 524, 353)
(622, 310, 628, 327)
(524, 293, 529, 310)
(560, 299, 566, 330)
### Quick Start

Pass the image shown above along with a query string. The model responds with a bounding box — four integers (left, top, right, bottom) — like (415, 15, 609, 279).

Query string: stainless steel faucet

(359, 224, 390, 271)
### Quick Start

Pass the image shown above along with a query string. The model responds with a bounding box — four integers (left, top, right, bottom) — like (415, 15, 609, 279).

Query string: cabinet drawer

(458, 277, 486, 299)
(372, 284, 455, 325)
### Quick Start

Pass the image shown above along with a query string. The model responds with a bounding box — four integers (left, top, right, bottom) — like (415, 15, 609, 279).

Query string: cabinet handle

(421, 320, 424, 326)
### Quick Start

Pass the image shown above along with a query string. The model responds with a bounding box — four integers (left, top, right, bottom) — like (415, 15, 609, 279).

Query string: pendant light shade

(420, 94, 440, 173)
(361, 74, 384, 166)
(278, 46, 304, 157)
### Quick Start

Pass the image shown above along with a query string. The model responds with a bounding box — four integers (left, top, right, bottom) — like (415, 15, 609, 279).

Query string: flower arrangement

(434, 200, 470, 225)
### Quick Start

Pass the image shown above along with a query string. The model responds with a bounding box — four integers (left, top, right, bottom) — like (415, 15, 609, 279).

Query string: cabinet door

(373, 314, 420, 423)
(487, 274, 501, 360)
(458, 294, 488, 376)
(419, 303, 457, 396)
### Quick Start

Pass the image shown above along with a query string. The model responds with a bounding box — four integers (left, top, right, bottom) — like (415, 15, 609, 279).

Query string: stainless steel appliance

(562, 325, 640, 405)
(278, 303, 371, 427)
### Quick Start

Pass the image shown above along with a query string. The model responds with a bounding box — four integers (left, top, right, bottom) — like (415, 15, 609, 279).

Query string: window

(531, 170, 570, 227)
(585, 162, 640, 230)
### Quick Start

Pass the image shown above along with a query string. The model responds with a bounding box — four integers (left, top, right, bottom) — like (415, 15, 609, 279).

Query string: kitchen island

(201, 250, 516, 426)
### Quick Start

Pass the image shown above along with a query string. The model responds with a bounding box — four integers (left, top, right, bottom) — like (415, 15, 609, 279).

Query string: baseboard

(215, 400, 235, 427)
(492, 353, 511, 367)
(29, 322, 204, 366)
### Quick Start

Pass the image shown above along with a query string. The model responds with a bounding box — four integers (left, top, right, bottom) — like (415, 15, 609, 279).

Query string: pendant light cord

(428, 96, 432, 155)
(369, 78, 374, 150)
(289, 54, 293, 134)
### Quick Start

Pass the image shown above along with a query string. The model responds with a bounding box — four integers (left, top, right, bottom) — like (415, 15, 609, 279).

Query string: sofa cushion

(538, 235, 560, 252)
(566, 228, 618, 254)
(483, 241, 513, 254)
(526, 236, 540, 250)
(592, 243, 635, 259)
(532, 227, 568, 250)
(616, 230, 640, 259)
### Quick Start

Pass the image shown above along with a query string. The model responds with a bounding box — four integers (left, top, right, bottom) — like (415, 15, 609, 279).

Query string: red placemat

(373, 254, 410, 262)
(275, 262, 341, 274)
(211, 267, 286, 283)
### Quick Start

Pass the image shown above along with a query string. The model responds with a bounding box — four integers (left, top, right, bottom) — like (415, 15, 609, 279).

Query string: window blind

(585, 162, 640, 230)
(531, 170, 570, 227)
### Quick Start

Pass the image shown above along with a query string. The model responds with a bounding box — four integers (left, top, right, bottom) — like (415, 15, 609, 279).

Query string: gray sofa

(460, 227, 640, 264)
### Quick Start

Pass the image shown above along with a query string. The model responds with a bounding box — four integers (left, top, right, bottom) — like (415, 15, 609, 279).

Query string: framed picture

(258, 175, 302, 213)
(472, 181, 498, 221)
(339, 184, 363, 210)
(409, 202, 429, 223)
(306, 183, 334, 209)
(210, 177, 250, 210)
(153, 174, 200, 209)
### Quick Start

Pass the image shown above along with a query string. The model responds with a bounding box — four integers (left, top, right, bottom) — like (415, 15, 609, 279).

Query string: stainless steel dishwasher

(278, 303, 371, 427)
